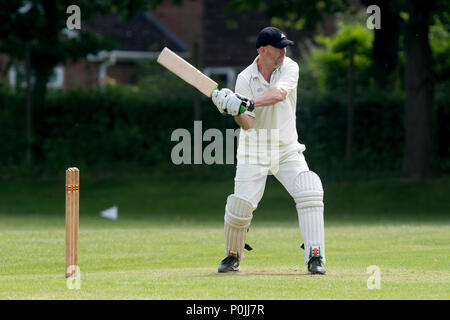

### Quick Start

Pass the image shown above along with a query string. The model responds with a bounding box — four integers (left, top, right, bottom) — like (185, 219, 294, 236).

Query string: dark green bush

(298, 79, 405, 178)
(0, 83, 239, 175)
(0, 90, 26, 166)
(0, 78, 446, 179)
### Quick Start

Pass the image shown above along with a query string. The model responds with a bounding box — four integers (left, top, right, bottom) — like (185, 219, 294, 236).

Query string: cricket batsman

(211, 26, 326, 274)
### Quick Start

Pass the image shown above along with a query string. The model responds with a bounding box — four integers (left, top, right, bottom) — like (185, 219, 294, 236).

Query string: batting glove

(212, 88, 233, 115)
(223, 92, 245, 116)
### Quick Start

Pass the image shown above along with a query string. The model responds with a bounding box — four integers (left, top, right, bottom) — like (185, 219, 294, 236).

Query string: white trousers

(232, 151, 326, 264)
(234, 151, 309, 208)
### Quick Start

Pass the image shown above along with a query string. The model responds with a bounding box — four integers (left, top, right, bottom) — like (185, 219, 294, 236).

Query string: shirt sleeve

(273, 59, 299, 92)
(235, 73, 256, 118)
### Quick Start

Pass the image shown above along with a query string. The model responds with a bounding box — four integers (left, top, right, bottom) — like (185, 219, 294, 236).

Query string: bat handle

(238, 97, 254, 115)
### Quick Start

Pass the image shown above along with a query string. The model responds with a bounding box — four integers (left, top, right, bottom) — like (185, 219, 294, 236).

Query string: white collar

(250, 56, 260, 79)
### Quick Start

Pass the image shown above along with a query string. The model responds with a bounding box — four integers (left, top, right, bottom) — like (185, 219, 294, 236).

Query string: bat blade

(157, 47, 218, 97)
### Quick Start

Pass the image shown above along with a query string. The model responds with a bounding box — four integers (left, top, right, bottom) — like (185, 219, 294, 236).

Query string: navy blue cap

(256, 26, 294, 49)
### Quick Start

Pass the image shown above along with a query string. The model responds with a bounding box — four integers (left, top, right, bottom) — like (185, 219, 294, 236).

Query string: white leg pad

(224, 195, 253, 261)
(293, 171, 326, 265)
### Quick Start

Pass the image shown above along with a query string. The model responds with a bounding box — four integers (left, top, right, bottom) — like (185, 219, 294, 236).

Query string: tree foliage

(226, 0, 347, 31)
(310, 22, 373, 92)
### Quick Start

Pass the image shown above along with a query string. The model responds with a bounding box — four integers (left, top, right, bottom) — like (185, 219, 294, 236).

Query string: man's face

(261, 45, 286, 69)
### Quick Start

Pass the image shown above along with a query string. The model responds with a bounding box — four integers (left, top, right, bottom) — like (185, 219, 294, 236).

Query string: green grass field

(0, 173, 449, 299)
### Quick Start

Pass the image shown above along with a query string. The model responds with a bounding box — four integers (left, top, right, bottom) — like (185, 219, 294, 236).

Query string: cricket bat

(157, 47, 246, 113)
(157, 47, 217, 97)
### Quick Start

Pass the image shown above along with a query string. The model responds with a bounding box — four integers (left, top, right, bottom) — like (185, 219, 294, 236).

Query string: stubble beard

(274, 57, 284, 69)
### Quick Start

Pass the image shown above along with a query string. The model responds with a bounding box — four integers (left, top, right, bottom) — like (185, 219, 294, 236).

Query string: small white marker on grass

(100, 205, 118, 220)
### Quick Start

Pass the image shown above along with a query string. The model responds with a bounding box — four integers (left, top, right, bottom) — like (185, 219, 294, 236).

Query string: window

(203, 67, 238, 90)
(8, 66, 64, 88)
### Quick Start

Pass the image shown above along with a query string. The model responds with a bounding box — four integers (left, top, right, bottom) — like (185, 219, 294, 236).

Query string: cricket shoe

(218, 255, 240, 273)
(307, 256, 326, 275)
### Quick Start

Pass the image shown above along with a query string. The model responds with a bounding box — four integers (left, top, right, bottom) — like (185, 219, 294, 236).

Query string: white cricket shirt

(235, 55, 306, 165)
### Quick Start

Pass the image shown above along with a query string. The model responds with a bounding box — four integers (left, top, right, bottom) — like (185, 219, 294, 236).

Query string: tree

(311, 23, 373, 165)
(383, 0, 449, 179)
(361, 0, 402, 88)
(0, 0, 151, 166)
(401, 0, 434, 179)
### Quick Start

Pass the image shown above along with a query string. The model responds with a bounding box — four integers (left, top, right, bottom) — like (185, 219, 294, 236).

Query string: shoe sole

(308, 270, 326, 275)
(218, 266, 240, 273)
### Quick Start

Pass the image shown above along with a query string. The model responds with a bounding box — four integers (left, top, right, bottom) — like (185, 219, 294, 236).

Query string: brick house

(5, 10, 188, 90)
(4, 0, 336, 91)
